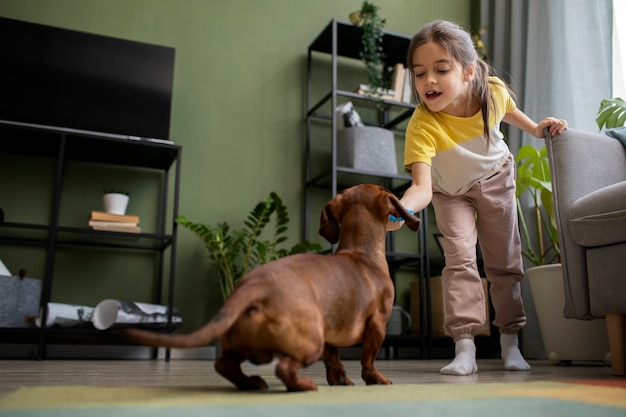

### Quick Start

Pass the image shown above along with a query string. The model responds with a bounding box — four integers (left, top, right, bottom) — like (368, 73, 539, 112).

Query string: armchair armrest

(545, 128, 626, 319)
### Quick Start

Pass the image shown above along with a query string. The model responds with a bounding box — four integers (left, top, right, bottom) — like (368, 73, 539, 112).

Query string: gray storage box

(337, 127, 398, 175)
(0, 274, 41, 327)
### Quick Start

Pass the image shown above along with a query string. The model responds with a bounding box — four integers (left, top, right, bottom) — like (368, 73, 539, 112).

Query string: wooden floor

(0, 358, 617, 397)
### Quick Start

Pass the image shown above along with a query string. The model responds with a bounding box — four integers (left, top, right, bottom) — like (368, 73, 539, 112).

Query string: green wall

(0, 0, 471, 331)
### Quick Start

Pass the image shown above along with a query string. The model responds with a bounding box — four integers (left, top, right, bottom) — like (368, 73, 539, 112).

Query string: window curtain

(479, 0, 612, 152)
(478, 0, 612, 359)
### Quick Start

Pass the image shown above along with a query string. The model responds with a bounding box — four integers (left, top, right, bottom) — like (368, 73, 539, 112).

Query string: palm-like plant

(176, 193, 321, 301)
(515, 145, 560, 266)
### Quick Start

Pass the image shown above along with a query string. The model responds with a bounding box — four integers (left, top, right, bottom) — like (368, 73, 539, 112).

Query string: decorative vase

(526, 263, 610, 364)
(103, 193, 129, 215)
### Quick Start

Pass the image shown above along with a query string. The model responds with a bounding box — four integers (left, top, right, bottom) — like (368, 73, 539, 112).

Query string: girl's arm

(503, 108, 567, 138)
(387, 162, 433, 231)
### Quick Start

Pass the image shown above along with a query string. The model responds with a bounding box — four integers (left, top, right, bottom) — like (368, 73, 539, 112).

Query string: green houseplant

(176, 192, 322, 301)
(596, 97, 626, 129)
(350, 1, 387, 97)
(515, 145, 559, 266)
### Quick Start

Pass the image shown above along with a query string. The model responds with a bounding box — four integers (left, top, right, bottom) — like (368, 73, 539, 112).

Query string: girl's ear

(464, 62, 476, 82)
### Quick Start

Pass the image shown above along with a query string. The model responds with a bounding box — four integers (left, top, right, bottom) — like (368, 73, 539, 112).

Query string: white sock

(501, 333, 531, 371)
(440, 338, 477, 376)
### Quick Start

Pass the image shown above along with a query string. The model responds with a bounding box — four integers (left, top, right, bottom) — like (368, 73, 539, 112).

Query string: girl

(388, 20, 567, 376)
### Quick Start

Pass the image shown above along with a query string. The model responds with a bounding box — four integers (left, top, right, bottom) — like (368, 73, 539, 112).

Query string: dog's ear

(389, 194, 421, 232)
(319, 196, 341, 244)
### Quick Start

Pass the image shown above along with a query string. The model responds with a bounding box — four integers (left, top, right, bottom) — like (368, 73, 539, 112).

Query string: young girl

(388, 20, 567, 376)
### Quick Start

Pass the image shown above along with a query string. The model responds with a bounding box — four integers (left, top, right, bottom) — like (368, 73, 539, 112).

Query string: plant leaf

(596, 97, 626, 130)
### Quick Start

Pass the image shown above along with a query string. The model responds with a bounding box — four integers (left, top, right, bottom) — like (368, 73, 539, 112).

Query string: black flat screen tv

(0, 17, 175, 140)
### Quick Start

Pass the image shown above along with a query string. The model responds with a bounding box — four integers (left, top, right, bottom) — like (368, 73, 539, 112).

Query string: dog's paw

(236, 375, 269, 391)
(286, 377, 318, 392)
(362, 368, 392, 385)
(327, 373, 355, 386)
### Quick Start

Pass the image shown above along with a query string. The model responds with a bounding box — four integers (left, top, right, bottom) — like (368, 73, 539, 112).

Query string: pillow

(604, 126, 626, 149)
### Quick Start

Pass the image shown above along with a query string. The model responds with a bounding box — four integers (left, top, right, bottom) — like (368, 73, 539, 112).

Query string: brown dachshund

(120, 184, 421, 391)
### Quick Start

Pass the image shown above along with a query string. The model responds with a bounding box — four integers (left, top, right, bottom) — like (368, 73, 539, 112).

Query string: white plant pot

(102, 193, 129, 215)
(527, 263, 610, 364)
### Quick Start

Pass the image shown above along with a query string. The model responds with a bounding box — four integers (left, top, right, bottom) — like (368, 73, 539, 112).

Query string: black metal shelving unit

(0, 119, 181, 360)
(304, 19, 435, 358)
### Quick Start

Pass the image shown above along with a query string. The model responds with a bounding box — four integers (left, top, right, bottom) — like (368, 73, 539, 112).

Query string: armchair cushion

(569, 181, 626, 247)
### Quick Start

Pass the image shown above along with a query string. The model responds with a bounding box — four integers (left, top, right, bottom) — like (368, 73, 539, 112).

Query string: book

(88, 220, 139, 228)
(402, 69, 414, 104)
(90, 223, 142, 233)
(90, 211, 140, 223)
(354, 84, 395, 101)
(390, 63, 406, 102)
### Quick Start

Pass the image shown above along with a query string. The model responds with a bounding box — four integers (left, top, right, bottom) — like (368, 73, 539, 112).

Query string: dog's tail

(118, 280, 261, 349)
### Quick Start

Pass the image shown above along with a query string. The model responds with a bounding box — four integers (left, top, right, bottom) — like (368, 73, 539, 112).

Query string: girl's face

(411, 41, 475, 117)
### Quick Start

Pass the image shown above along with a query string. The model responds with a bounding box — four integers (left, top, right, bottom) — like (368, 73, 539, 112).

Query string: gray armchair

(544, 128, 626, 376)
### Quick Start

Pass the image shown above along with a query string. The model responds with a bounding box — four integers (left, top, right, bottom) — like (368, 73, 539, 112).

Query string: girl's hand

(503, 109, 567, 139)
(386, 208, 415, 232)
(537, 117, 568, 137)
(386, 218, 404, 232)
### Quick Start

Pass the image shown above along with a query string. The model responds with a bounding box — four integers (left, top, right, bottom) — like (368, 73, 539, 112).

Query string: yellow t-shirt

(404, 76, 516, 196)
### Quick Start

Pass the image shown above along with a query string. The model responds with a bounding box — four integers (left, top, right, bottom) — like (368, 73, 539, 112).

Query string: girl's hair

(406, 20, 502, 142)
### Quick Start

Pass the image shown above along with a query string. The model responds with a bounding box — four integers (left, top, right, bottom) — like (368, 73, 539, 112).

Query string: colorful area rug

(1, 380, 625, 417)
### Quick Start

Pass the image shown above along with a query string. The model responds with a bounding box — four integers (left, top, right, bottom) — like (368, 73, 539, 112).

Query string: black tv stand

(0, 120, 182, 360)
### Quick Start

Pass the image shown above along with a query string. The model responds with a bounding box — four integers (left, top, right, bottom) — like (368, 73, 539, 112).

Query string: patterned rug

(1, 380, 625, 417)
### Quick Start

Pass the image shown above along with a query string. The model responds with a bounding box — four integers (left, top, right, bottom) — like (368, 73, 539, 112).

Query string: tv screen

(0, 17, 175, 140)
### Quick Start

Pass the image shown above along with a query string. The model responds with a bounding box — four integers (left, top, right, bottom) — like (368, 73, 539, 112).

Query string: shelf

(307, 167, 411, 191)
(55, 227, 174, 251)
(304, 20, 435, 359)
(0, 119, 180, 170)
(0, 119, 181, 359)
(0, 326, 165, 348)
(0, 221, 174, 252)
(308, 90, 415, 118)
(309, 19, 412, 67)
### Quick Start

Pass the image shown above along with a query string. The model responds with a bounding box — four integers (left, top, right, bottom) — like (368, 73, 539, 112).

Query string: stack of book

(89, 211, 141, 233)
(355, 63, 415, 104)
(354, 83, 396, 101)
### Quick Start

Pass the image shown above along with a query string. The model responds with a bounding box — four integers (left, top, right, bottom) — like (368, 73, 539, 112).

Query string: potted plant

(596, 97, 626, 129)
(176, 192, 322, 302)
(516, 144, 609, 364)
(350, 1, 388, 99)
(102, 188, 130, 215)
(515, 145, 559, 267)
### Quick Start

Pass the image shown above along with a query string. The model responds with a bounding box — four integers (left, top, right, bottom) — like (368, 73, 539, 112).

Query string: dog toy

(389, 209, 414, 222)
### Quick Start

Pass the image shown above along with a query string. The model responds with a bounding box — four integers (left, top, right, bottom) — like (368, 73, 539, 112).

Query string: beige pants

(432, 154, 526, 341)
